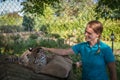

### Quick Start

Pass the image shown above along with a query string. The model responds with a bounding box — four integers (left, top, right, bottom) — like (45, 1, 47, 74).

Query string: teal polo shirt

(72, 41, 115, 80)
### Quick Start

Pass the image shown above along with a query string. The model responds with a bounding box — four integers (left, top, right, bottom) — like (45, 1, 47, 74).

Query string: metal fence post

(110, 31, 114, 52)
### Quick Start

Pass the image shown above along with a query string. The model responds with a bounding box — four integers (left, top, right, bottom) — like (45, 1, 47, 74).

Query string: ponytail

(96, 38, 100, 54)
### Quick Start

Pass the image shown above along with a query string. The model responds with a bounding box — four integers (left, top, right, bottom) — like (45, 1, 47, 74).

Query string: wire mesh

(0, 0, 24, 33)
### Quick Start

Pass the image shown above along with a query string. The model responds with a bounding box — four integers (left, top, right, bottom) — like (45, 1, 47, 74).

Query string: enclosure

(0, 0, 120, 80)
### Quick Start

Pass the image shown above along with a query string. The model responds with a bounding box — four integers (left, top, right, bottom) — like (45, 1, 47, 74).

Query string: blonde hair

(87, 20, 103, 54)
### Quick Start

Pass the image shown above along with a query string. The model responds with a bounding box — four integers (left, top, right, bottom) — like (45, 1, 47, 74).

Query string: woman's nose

(84, 32, 88, 36)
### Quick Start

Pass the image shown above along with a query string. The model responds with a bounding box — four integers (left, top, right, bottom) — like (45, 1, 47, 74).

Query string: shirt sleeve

(103, 46, 115, 64)
(72, 43, 82, 55)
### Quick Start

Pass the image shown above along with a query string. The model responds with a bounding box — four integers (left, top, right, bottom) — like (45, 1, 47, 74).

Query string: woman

(42, 20, 117, 80)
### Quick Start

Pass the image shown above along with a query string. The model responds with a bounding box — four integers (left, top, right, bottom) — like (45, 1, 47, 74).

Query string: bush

(29, 34, 38, 39)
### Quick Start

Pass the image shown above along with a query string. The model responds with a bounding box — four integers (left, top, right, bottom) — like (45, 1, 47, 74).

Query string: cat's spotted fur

(19, 47, 47, 73)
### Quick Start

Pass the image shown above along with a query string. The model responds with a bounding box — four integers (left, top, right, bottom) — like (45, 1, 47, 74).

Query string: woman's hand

(76, 61, 82, 68)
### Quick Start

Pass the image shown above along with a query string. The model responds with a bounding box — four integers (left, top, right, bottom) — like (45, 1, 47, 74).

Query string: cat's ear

(36, 49, 40, 53)
(28, 47, 33, 52)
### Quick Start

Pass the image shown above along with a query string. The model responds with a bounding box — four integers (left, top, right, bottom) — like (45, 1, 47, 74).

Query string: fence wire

(0, 0, 24, 33)
(0, 0, 74, 55)
(0, 0, 119, 53)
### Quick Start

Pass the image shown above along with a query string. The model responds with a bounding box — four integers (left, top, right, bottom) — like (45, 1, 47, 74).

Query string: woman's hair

(87, 20, 103, 38)
(87, 20, 103, 54)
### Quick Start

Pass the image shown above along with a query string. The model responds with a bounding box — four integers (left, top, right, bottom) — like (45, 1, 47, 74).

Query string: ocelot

(19, 47, 47, 73)
(4, 47, 47, 73)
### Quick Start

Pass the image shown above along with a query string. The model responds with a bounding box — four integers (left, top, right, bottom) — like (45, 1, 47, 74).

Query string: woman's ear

(97, 33, 101, 38)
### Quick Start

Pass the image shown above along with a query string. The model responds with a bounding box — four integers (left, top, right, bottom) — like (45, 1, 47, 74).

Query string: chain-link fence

(0, 0, 24, 32)
(0, 0, 120, 54)
(0, 1, 80, 80)
(0, 1, 120, 80)
(0, 0, 23, 15)
(0, 0, 73, 55)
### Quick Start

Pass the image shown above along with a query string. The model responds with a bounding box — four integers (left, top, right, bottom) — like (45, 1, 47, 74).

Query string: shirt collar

(86, 41, 99, 48)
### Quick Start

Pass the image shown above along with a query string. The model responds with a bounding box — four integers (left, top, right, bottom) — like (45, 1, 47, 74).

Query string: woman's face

(84, 26, 99, 42)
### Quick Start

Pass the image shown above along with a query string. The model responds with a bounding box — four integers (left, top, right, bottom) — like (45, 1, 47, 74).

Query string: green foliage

(0, 34, 22, 55)
(101, 19, 120, 41)
(21, 0, 59, 15)
(115, 55, 120, 80)
(24, 39, 39, 48)
(0, 12, 23, 26)
(0, 13, 23, 32)
(39, 38, 69, 48)
(22, 15, 35, 31)
(40, 25, 48, 33)
(45, 33, 60, 38)
(95, 0, 120, 20)
(29, 34, 38, 39)
(0, 25, 23, 33)
(43, 0, 96, 42)
(39, 39, 58, 48)
(29, 0, 120, 43)
(0, 33, 69, 55)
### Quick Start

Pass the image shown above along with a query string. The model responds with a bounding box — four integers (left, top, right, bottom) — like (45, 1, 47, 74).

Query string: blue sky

(93, 0, 98, 4)
(0, 0, 25, 15)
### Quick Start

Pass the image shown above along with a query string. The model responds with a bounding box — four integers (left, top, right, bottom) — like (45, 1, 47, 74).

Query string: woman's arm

(42, 47, 74, 55)
(107, 62, 117, 80)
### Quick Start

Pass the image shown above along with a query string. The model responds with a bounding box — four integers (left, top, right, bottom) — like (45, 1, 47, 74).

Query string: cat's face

(20, 47, 47, 67)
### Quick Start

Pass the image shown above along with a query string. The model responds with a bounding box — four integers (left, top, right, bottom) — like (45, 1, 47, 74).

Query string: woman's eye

(85, 31, 92, 35)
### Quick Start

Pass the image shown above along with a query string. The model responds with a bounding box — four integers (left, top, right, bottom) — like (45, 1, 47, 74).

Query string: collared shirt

(72, 41, 115, 80)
